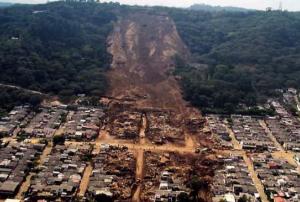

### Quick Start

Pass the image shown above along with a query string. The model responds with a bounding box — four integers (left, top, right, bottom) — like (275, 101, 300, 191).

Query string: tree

(177, 192, 190, 202)
(238, 195, 251, 202)
(189, 176, 209, 201)
(53, 135, 65, 145)
(0, 1, 116, 100)
(171, 9, 300, 113)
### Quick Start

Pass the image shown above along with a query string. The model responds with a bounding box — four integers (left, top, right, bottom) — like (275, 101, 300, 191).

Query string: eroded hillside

(107, 12, 191, 113)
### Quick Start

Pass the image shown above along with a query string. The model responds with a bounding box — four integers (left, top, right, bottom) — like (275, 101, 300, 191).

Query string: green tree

(238, 195, 251, 202)
(189, 176, 209, 201)
(53, 135, 65, 145)
(177, 192, 190, 202)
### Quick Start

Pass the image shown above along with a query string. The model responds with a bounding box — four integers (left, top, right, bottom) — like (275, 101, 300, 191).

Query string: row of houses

(268, 101, 300, 153)
(270, 101, 290, 118)
(230, 115, 277, 152)
(22, 107, 67, 138)
(0, 142, 45, 198)
(0, 106, 31, 136)
(212, 155, 259, 202)
(63, 107, 105, 141)
(25, 144, 91, 201)
(265, 117, 300, 153)
(206, 115, 233, 149)
(251, 153, 300, 201)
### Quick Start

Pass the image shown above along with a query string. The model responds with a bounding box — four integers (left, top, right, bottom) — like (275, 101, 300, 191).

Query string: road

(294, 95, 300, 112)
(6, 114, 300, 201)
(0, 83, 45, 95)
(66, 139, 196, 154)
(242, 153, 269, 202)
(260, 120, 299, 168)
(133, 114, 147, 202)
(224, 122, 241, 150)
(259, 120, 284, 151)
(78, 163, 93, 197)
(132, 149, 144, 202)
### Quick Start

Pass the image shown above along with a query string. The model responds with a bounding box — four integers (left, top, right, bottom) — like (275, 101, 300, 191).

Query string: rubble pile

(142, 151, 207, 202)
(185, 117, 206, 134)
(87, 145, 136, 201)
(146, 111, 184, 145)
(108, 110, 141, 140)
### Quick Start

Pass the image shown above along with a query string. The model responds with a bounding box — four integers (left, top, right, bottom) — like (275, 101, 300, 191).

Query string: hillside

(0, 2, 13, 7)
(0, 2, 300, 115)
(107, 12, 190, 111)
(168, 9, 300, 113)
(189, 4, 253, 12)
(0, 2, 117, 98)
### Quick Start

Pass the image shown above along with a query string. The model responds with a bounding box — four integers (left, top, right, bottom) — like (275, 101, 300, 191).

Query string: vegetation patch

(0, 2, 117, 97)
(169, 9, 300, 113)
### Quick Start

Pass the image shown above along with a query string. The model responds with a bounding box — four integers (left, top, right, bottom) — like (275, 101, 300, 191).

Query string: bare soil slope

(107, 12, 191, 113)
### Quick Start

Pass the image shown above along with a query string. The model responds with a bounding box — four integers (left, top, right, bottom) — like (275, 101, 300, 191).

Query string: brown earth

(107, 12, 198, 117)
(105, 12, 214, 202)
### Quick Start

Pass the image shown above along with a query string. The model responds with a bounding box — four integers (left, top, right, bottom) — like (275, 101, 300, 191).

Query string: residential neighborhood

(63, 107, 104, 141)
(26, 144, 91, 201)
(212, 155, 259, 202)
(0, 142, 45, 198)
(251, 153, 300, 201)
(0, 94, 299, 202)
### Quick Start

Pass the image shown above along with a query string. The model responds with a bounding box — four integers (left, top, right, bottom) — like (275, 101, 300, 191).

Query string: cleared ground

(107, 12, 199, 117)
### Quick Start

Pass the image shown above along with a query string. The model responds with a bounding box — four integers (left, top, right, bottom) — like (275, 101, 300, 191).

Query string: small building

(224, 193, 235, 202)
(0, 181, 20, 196)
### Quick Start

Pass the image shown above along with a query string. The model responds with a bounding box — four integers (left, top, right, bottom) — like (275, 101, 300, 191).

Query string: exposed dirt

(107, 12, 194, 115)
(78, 163, 93, 197)
(105, 12, 214, 202)
(132, 149, 144, 202)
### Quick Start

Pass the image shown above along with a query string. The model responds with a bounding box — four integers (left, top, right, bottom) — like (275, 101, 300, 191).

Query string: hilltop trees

(0, 1, 117, 97)
(0, 87, 43, 116)
(170, 9, 300, 113)
(1, 2, 300, 114)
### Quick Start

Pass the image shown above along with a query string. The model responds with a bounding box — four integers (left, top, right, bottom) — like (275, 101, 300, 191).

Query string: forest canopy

(0, 2, 117, 97)
(1, 2, 300, 114)
(168, 9, 300, 113)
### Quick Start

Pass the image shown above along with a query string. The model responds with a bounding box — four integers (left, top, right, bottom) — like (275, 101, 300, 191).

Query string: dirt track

(107, 12, 192, 114)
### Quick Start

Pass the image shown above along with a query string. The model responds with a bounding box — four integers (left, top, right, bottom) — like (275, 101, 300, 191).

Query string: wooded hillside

(168, 9, 300, 113)
(1, 2, 300, 114)
(0, 2, 117, 97)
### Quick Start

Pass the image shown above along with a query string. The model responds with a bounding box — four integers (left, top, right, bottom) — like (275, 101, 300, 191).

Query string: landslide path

(107, 12, 192, 113)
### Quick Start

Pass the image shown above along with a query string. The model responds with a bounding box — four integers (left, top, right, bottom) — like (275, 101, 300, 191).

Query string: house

(294, 154, 300, 165)
(4, 199, 21, 202)
(0, 181, 20, 196)
(224, 193, 235, 202)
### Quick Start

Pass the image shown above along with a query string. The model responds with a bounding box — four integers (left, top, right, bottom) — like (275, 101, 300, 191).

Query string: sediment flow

(107, 12, 192, 113)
